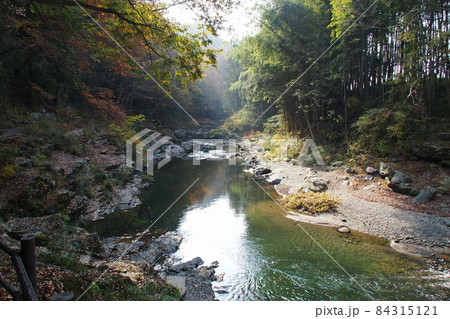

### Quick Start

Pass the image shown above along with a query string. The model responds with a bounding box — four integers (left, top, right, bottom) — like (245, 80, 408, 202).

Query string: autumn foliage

(0, 0, 236, 122)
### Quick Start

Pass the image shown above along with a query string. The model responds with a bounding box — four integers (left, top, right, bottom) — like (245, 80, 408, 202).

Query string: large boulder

(412, 189, 436, 204)
(387, 171, 419, 196)
(255, 168, 272, 176)
(299, 177, 329, 192)
(379, 162, 396, 178)
(366, 167, 379, 175)
(102, 232, 182, 266)
(268, 178, 282, 186)
(183, 266, 217, 301)
(390, 171, 412, 184)
(160, 258, 219, 301)
(181, 141, 193, 151)
(168, 257, 204, 273)
(412, 144, 450, 161)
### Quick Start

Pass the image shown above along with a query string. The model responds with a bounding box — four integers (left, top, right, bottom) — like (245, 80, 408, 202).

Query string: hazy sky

(166, 0, 263, 42)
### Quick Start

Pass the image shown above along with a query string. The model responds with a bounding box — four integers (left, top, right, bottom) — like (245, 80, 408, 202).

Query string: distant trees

(224, 0, 449, 155)
(0, 0, 237, 124)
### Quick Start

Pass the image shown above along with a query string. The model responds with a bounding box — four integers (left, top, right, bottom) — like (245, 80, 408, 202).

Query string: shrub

(0, 164, 19, 179)
(141, 174, 154, 184)
(262, 134, 303, 161)
(54, 133, 84, 155)
(91, 275, 181, 301)
(108, 114, 146, 146)
(0, 146, 19, 166)
(208, 128, 236, 139)
(111, 168, 133, 186)
(351, 103, 431, 157)
(282, 192, 340, 214)
(263, 114, 284, 135)
(91, 165, 107, 183)
(75, 176, 93, 197)
(223, 107, 255, 133)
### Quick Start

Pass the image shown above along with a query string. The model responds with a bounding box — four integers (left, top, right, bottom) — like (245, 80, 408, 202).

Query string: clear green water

(89, 160, 448, 301)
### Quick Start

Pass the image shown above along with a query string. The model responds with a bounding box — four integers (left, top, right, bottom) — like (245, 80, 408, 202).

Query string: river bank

(1, 115, 448, 300)
(239, 138, 450, 258)
(0, 117, 219, 300)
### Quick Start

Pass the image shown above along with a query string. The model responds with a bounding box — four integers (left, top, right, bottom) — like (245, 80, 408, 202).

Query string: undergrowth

(282, 192, 340, 214)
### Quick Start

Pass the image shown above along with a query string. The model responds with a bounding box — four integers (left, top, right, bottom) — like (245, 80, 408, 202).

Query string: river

(89, 159, 448, 301)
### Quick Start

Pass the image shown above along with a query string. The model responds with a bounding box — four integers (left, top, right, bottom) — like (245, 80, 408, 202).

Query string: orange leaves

(81, 87, 126, 124)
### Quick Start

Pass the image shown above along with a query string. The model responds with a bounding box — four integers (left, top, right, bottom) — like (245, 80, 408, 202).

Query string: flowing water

(89, 160, 448, 301)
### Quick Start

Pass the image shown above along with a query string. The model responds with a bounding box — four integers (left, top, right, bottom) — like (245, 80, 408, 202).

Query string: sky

(166, 0, 264, 42)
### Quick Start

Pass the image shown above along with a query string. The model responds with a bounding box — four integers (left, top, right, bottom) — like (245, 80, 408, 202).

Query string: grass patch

(39, 250, 86, 273)
(282, 192, 340, 214)
(0, 164, 19, 179)
(111, 168, 133, 186)
(91, 276, 181, 301)
(0, 146, 19, 166)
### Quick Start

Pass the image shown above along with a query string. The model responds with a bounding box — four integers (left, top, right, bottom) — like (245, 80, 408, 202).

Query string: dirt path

(239, 139, 450, 257)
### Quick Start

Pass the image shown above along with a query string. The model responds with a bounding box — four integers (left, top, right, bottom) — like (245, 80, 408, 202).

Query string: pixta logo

(126, 129, 172, 176)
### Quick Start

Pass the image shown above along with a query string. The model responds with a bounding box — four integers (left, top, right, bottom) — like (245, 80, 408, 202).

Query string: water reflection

(89, 160, 448, 301)
(169, 196, 263, 300)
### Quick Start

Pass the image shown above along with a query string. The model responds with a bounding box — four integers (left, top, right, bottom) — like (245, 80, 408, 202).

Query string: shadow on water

(88, 159, 448, 301)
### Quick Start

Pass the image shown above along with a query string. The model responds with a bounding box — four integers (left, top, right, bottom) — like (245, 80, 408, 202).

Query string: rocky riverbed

(1, 214, 220, 300)
(99, 232, 220, 300)
(238, 138, 450, 258)
(0, 119, 223, 300)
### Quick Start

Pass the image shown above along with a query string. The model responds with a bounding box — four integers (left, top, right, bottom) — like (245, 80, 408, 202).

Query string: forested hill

(0, 0, 233, 127)
(222, 0, 449, 159)
(0, 0, 449, 302)
(0, 0, 449, 156)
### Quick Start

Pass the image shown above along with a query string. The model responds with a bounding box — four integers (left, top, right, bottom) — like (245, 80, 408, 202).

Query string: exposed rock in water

(181, 140, 193, 151)
(168, 257, 204, 273)
(390, 241, 435, 258)
(184, 265, 217, 301)
(161, 257, 219, 301)
(412, 188, 436, 204)
(173, 127, 212, 140)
